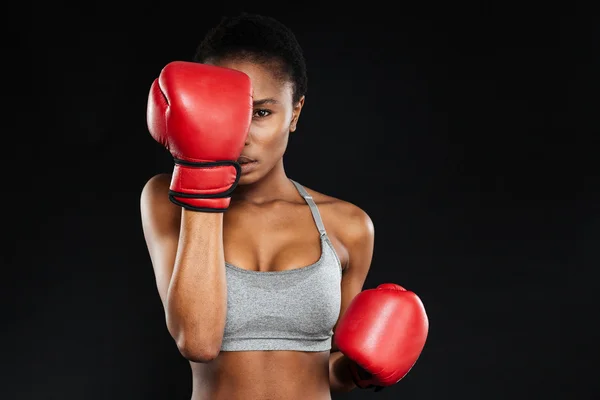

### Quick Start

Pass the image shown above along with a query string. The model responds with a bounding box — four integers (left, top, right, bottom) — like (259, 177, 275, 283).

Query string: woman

(141, 13, 399, 400)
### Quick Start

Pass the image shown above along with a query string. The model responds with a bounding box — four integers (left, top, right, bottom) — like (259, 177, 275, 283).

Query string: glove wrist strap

(171, 158, 241, 197)
(169, 158, 242, 212)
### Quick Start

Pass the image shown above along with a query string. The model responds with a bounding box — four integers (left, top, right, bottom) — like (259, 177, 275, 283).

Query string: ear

(290, 96, 305, 133)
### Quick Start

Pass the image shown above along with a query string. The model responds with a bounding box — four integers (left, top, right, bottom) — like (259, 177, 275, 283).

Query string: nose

(244, 129, 253, 146)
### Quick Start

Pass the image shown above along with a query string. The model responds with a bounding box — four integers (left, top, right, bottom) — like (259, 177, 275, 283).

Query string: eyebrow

(253, 98, 279, 106)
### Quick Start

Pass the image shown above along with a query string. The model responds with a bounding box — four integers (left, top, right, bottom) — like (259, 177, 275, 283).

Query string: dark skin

(140, 58, 375, 400)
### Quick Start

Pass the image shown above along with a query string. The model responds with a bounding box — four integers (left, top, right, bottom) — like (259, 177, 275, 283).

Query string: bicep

(140, 174, 181, 307)
(331, 208, 375, 352)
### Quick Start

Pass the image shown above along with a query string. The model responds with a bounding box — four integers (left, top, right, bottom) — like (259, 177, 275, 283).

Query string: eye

(253, 109, 271, 118)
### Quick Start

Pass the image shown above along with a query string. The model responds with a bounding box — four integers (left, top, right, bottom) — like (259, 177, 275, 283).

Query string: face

(209, 58, 304, 185)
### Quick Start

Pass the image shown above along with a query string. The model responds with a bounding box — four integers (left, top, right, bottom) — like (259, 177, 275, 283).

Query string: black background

(2, 3, 597, 400)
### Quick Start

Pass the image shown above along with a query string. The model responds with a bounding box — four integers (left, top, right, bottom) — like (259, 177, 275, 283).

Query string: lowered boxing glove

(334, 283, 429, 391)
(147, 61, 253, 212)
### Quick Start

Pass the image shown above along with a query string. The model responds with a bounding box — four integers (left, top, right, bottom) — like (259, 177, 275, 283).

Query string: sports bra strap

(290, 180, 327, 236)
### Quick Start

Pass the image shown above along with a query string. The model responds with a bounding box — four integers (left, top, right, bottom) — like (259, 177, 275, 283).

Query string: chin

(237, 173, 260, 186)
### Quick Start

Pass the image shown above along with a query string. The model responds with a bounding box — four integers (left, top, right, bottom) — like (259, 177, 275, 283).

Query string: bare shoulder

(302, 184, 374, 245)
(141, 173, 172, 198)
(140, 173, 180, 221)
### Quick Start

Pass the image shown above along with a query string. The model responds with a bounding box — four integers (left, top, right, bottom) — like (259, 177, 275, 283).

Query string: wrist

(330, 352, 357, 392)
(347, 360, 387, 392)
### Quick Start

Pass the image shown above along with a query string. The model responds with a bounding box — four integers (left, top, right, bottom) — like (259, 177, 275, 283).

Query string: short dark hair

(193, 13, 307, 104)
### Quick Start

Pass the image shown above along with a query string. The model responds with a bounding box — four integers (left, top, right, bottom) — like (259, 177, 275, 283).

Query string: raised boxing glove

(147, 61, 253, 212)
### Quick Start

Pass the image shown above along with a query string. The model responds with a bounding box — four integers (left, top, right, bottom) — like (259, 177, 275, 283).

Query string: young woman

(141, 12, 427, 400)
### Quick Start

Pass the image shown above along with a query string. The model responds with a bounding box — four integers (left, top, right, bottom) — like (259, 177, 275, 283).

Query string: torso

(191, 351, 331, 400)
(190, 185, 351, 400)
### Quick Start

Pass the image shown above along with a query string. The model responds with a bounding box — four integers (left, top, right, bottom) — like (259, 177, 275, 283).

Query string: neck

(231, 159, 296, 204)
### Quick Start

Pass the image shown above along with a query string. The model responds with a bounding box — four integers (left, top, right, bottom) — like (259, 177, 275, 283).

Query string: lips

(237, 156, 256, 165)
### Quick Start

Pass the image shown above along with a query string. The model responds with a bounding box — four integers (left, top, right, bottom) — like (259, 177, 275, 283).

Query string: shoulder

(141, 173, 172, 196)
(141, 173, 172, 205)
(301, 184, 374, 247)
(140, 173, 179, 218)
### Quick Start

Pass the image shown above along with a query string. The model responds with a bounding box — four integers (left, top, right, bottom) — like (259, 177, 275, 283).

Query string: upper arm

(330, 204, 375, 352)
(140, 173, 182, 307)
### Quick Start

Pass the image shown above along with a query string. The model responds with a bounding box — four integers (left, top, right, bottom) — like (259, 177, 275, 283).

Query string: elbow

(175, 335, 221, 363)
(165, 310, 224, 363)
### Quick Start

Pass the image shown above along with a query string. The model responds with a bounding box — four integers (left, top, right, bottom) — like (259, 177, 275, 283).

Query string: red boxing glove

(334, 283, 429, 391)
(147, 61, 253, 212)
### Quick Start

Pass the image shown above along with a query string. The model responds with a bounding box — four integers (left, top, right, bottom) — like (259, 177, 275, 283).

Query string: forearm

(166, 210, 227, 357)
(329, 351, 357, 393)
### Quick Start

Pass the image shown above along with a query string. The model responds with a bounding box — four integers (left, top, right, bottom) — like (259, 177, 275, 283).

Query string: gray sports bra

(220, 180, 343, 352)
